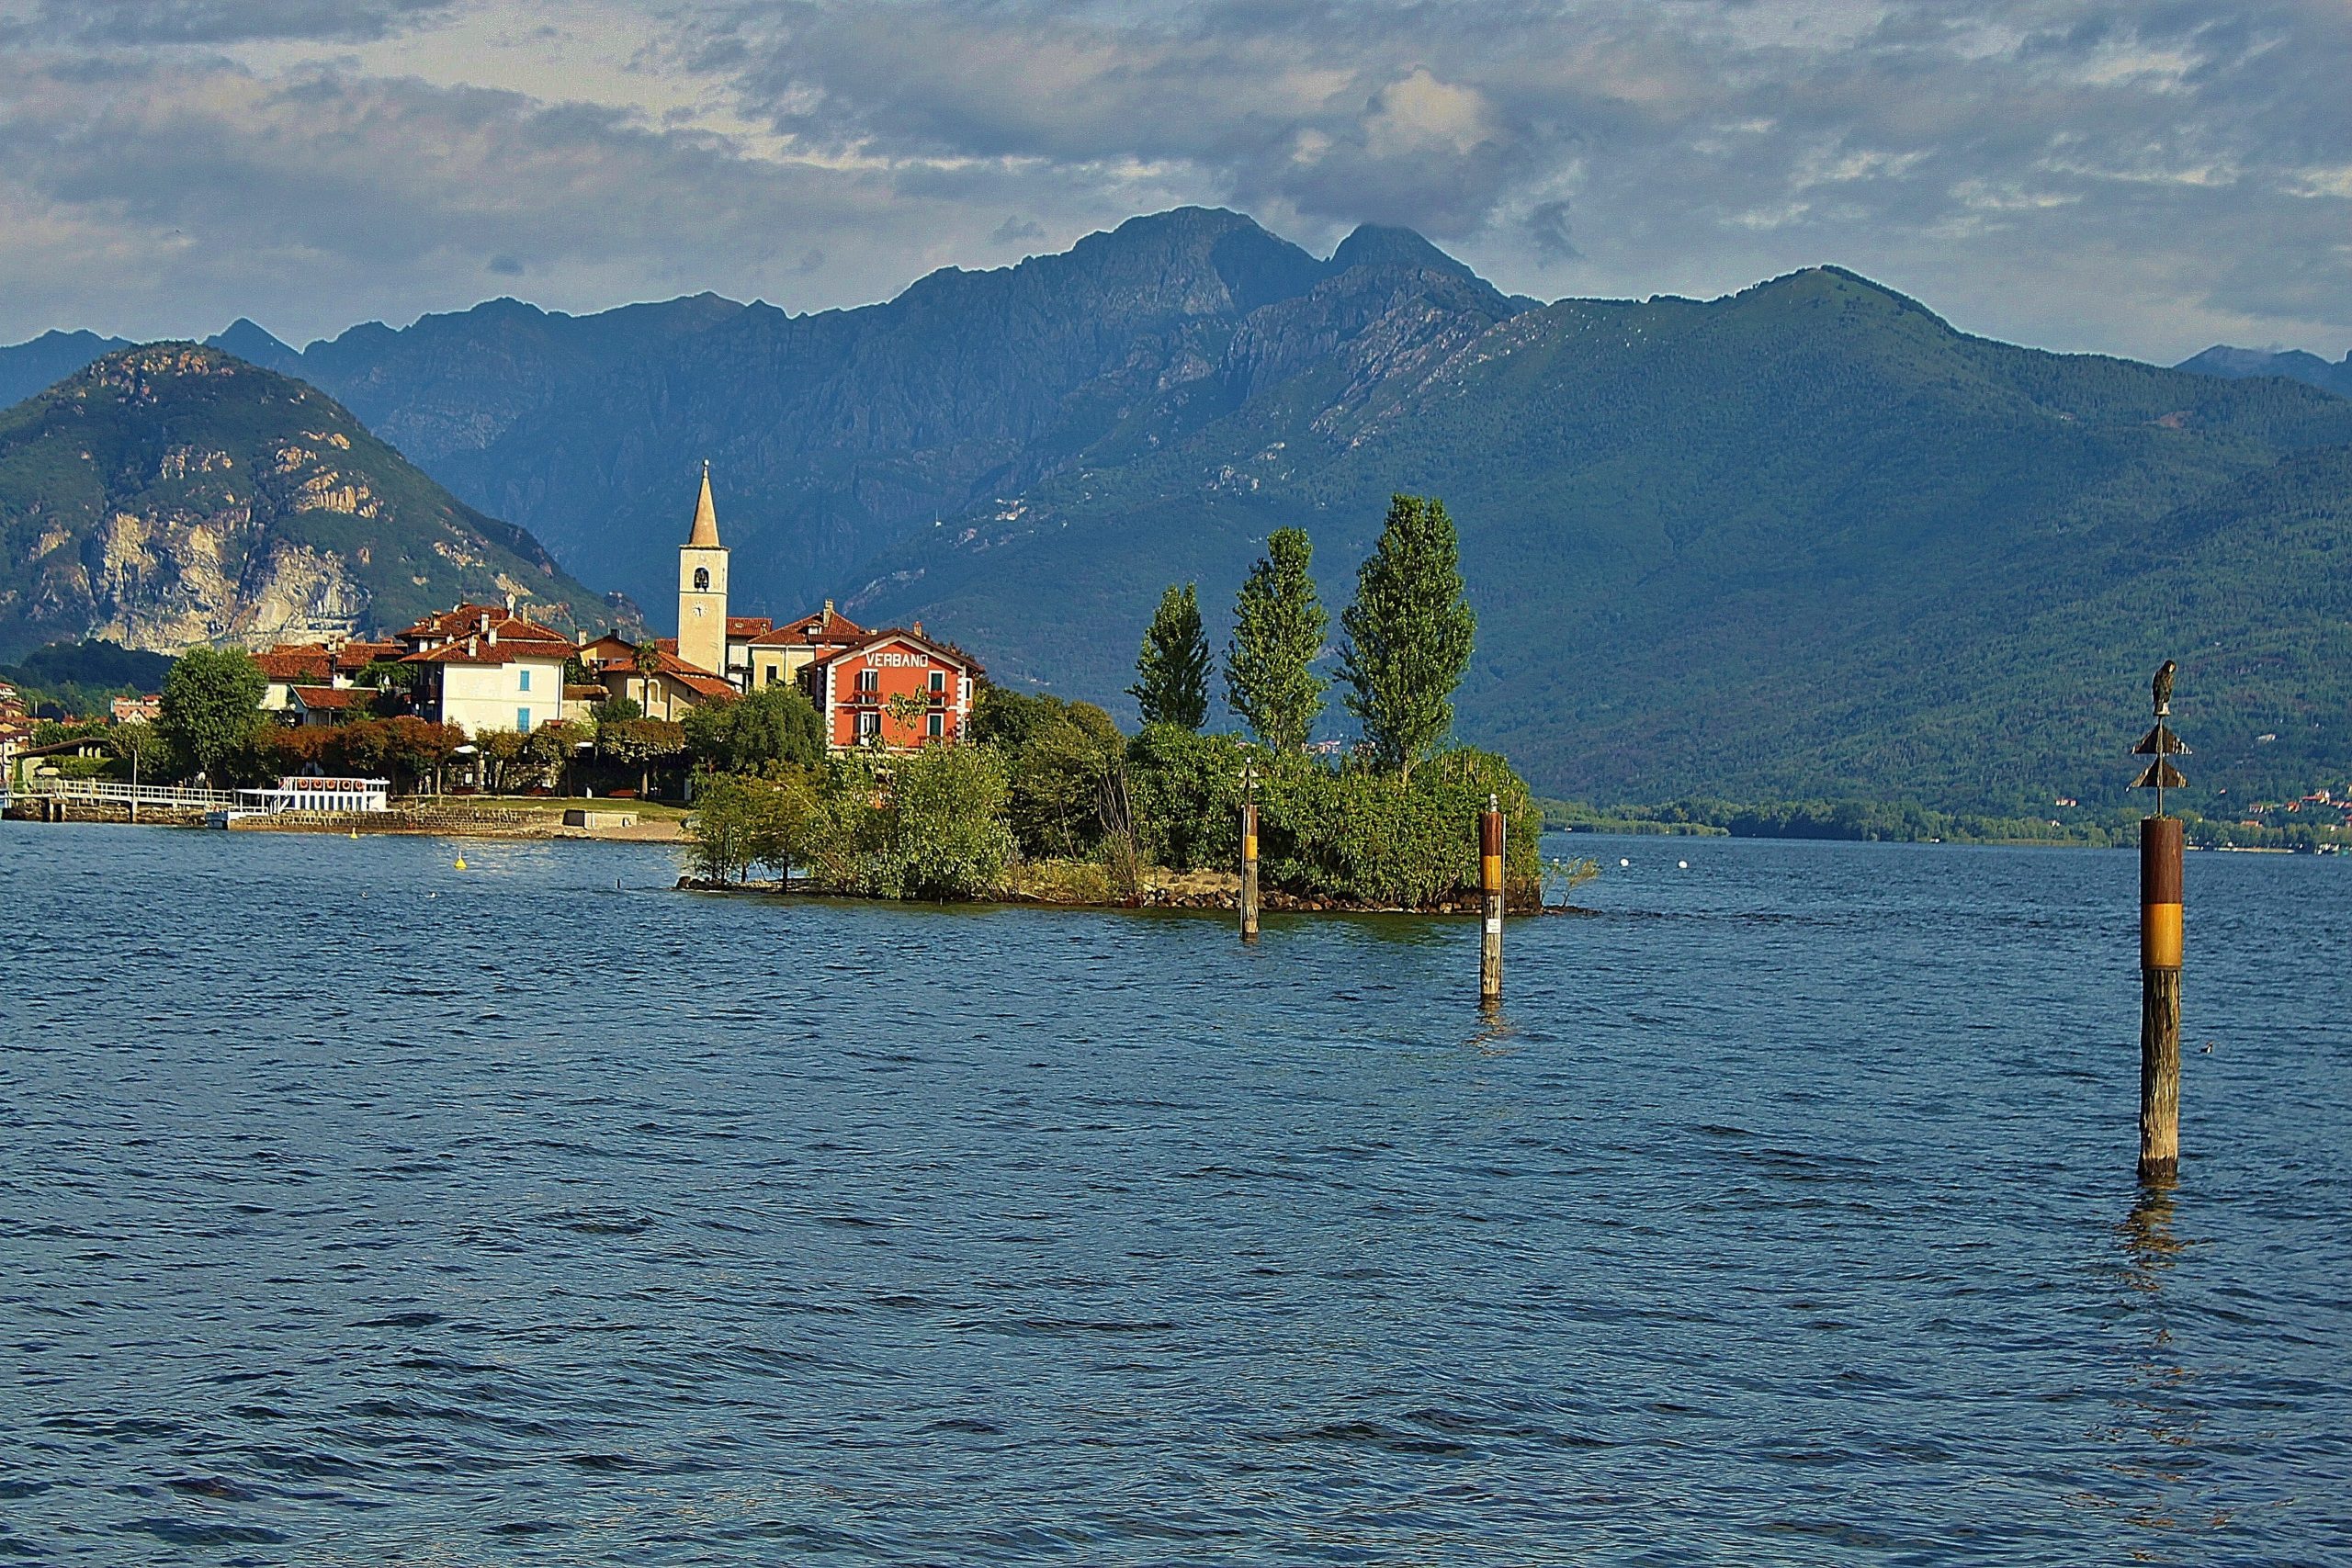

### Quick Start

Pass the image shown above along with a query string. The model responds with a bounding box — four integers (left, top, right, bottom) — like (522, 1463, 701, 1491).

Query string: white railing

(18, 777, 240, 808)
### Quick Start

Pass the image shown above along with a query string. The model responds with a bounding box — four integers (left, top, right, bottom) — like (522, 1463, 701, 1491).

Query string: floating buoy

(454, 854, 468, 870)
(1678, 860, 1689, 869)
(348, 829, 358, 840)
(1620, 857, 1630, 867)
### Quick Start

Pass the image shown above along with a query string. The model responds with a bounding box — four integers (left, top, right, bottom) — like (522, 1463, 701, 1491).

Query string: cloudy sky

(1, 0, 2346, 364)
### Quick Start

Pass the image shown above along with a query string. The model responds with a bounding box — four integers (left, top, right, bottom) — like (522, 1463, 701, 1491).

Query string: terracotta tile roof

(334, 639, 404, 672)
(806, 626, 983, 677)
(564, 682, 609, 701)
(575, 634, 728, 687)
(726, 616, 775, 637)
(255, 647, 334, 682)
(397, 603, 572, 650)
(748, 606, 868, 646)
(288, 684, 368, 709)
(573, 634, 729, 700)
(401, 636, 572, 667)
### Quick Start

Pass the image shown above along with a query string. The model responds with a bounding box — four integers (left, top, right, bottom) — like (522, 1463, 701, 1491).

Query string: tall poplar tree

(1129, 582, 1210, 730)
(1225, 527, 1327, 751)
(1340, 494, 1476, 780)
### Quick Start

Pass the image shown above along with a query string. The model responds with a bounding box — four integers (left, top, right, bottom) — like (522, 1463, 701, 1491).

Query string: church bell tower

(677, 460, 729, 677)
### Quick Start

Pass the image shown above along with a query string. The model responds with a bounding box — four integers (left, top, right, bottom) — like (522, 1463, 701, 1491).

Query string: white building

(401, 623, 572, 736)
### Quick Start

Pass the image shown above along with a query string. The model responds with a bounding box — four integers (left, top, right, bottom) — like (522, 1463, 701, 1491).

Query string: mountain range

(0, 344, 616, 658)
(3, 208, 2347, 811)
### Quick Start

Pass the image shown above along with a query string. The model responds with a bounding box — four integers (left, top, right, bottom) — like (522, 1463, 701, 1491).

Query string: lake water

(2, 822, 2346, 1564)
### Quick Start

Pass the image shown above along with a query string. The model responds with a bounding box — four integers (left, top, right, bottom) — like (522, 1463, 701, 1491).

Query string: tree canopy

(157, 647, 266, 783)
(1226, 527, 1327, 751)
(684, 684, 826, 774)
(1128, 582, 1210, 731)
(1340, 495, 1476, 780)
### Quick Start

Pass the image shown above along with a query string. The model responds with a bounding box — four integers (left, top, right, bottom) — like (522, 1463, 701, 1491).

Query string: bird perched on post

(2153, 660, 2177, 714)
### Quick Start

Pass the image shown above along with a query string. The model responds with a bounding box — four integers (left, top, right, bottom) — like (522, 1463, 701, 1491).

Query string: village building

(108, 694, 162, 726)
(573, 634, 734, 721)
(207, 472, 988, 754)
(748, 602, 867, 690)
(254, 637, 400, 710)
(804, 625, 981, 750)
(398, 612, 573, 735)
(6, 733, 113, 789)
(286, 685, 371, 726)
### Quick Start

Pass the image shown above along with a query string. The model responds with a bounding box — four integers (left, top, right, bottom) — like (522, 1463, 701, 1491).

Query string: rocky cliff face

(0, 344, 618, 659)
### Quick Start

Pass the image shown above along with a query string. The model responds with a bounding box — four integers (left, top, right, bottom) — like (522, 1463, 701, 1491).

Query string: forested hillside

(0, 345, 617, 658)
(853, 266, 2352, 811)
(7, 212, 2350, 809)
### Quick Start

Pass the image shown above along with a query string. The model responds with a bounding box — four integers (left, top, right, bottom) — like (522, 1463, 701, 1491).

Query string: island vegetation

(683, 496, 1575, 910)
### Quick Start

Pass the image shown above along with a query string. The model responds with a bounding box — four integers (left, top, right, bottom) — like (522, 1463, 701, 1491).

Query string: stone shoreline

(675, 874, 1571, 917)
(4, 800, 684, 842)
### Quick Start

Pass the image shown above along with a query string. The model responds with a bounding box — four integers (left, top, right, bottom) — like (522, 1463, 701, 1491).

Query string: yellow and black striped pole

(1240, 798, 1260, 943)
(2139, 816, 2183, 1183)
(1479, 794, 1504, 1002)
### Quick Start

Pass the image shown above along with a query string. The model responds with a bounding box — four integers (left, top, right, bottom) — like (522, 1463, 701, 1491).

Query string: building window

(693, 566, 710, 591)
(857, 710, 880, 739)
(764, 666, 779, 685)
(857, 668, 878, 693)
(929, 671, 945, 694)
(518, 668, 532, 692)
(517, 707, 532, 732)
(927, 710, 943, 739)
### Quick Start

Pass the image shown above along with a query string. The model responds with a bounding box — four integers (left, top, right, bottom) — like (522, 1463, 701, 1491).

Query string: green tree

(1128, 583, 1210, 731)
(1340, 495, 1476, 781)
(686, 771, 823, 886)
(590, 694, 643, 726)
(106, 720, 175, 782)
(157, 647, 266, 783)
(598, 716, 687, 795)
(1002, 700, 1125, 860)
(1226, 527, 1327, 751)
(865, 743, 1016, 898)
(474, 728, 527, 793)
(383, 716, 462, 795)
(684, 685, 825, 774)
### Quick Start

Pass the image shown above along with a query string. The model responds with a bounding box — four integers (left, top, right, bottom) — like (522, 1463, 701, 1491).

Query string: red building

(803, 626, 982, 750)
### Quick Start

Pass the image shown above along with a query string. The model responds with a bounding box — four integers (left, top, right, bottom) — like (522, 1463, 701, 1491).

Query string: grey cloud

(1, 0, 2349, 361)
(0, 51, 1074, 340)
(1526, 199, 1578, 262)
(6, 0, 456, 45)
(487, 254, 524, 276)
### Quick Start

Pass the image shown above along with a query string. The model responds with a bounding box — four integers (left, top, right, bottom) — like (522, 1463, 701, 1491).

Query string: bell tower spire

(687, 458, 721, 548)
(677, 459, 729, 677)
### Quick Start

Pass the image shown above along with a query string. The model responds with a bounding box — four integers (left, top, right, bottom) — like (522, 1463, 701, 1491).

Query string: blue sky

(1, 0, 2346, 363)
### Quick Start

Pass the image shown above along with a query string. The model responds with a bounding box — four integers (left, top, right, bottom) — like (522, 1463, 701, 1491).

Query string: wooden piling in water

(2139, 815, 2183, 1183)
(1479, 795, 1503, 1002)
(1239, 801, 1260, 943)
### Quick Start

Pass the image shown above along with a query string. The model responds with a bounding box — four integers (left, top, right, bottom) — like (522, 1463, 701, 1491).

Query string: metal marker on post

(1479, 792, 1504, 1002)
(2129, 661, 2188, 1184)
(1239, 761, 1261, 943)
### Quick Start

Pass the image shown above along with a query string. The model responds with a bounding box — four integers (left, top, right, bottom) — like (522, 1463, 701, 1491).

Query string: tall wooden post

(1239, 800, 1261, 943)
(1479, 794, 1504, 1002)
(2139, 816, 2183, 1183)
(2129, 660, 2188, 1184)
